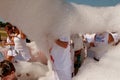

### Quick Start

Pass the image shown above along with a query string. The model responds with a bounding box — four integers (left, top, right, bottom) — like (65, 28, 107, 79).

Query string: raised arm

(55, 39, 68, 48)
(19, 30, 26, 39)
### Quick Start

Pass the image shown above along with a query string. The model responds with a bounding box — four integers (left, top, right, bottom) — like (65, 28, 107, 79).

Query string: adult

(4, 23, 16, 62)
(91, 31, 120, 61)
(71, 34, 84, 76)
(12, 26, 31, 61)
(50, 36, 72, 80)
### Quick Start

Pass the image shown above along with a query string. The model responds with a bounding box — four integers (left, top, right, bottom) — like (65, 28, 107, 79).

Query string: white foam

(0, 0, 120, 80)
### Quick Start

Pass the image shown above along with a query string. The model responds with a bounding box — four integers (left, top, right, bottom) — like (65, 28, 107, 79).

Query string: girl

(12, 26, 31, 62)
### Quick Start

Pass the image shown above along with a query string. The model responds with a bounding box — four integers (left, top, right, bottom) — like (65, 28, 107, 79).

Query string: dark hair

(26, 38, 31, 43)
(5, 22, 12, 26)
(5, 22, 13, 31)
(13, 26, 18, 32)
(0, 60, 16, 77)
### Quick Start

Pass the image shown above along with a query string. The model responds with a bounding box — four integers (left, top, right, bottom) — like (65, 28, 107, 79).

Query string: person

(90, 32, 109, 61)
(12, 26, 31, 61)
(4, 22, 13, 33)
(83, 33, 96, 48)
(0, 60, 17, 80)
(109, 32, 120, 46)
(4, 23, 16, 62)
(90, 31, 120, 61)
(50, 35, 72, 80)
(70, 40, 75, 77)
(71, 34, 85, 76)
(82, 33, 97, 60)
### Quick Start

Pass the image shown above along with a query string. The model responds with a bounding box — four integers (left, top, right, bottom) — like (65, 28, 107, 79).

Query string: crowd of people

(3, 22, 31, 62)
(0, 22, 120, 80)
(83, 31, 120, 62)
(0, 22, 32, 80)
(49, 31, 120, 80)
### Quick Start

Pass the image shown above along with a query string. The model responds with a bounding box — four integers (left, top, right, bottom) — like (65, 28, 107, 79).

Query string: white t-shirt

(110, 32, 120, 43)
(14, 34, 31, 61)
(51, 36, 72, 80)
(14, 34, 26, 50)
(6, 37, 17, 57)
(94, 32, 109, 46)
(6, 37, 14, 49)
(84, 33, 95, 43)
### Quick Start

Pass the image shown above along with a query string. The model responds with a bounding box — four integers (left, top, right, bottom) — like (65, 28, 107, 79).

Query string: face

(1, 71, 17, 80)
(5, 27, 9, 32)
(5, 26, 11, 33)
(12, 27, 19, 35)
(7, 29, 13, 36)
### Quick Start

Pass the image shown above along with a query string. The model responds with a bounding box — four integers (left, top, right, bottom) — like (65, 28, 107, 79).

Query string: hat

(110, 32, 119, 43)
(59, 36, 70, 42)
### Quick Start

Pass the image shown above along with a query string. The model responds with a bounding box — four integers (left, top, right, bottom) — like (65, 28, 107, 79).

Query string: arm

(5, 42, 14, 46)
(55, 39, 68, 48)
(4, 37, 14, 46)
(20, 30, 26, 39)
(113, 39, 120, 46)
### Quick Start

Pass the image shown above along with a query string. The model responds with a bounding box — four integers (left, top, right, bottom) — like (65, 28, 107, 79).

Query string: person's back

(94, 32, 109, 46)
(51, 37, 71, 69)
(50, 36, 72, 80)
(91, 32, 111, 61)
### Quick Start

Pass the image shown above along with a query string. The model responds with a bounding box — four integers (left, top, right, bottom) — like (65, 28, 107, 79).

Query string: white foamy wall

(1, 0, 120, 53)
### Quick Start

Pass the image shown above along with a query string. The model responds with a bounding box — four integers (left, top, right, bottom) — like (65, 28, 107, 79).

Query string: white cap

(110, 32, 119, 43)
(59, 36, 70, 42)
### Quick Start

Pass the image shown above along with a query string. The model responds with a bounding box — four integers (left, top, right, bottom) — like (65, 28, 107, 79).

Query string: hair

(5, 22, 12, 26)
(12, 26, 19, 34)
(5, 22, 13, 32)
(0, 60, 16, 77)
